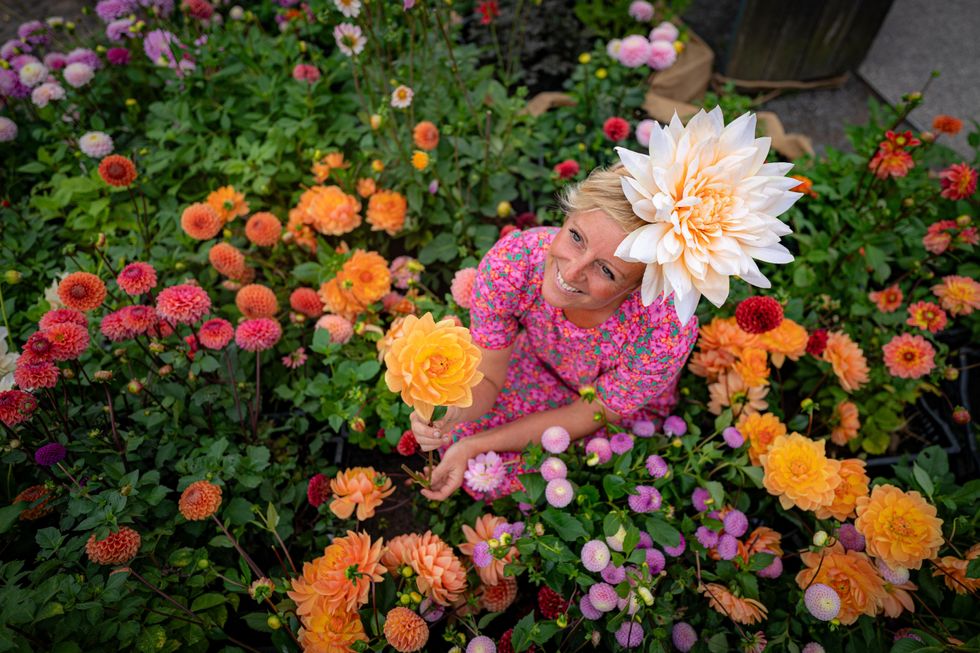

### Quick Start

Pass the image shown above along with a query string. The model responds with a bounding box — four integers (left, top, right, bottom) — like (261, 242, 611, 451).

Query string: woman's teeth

(556, 267, 582, 294)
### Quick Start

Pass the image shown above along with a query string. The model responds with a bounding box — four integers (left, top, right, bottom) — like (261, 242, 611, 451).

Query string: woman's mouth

(556, 265, 583, 294)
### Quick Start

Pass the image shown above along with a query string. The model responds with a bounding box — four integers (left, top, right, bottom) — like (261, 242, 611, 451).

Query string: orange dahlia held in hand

(383, 607, 429, 653)
(329, 467, 395, 521)
(760, 433, 841, 511)
(86, 526, 142, 565)
(179, 480, 223, 520)
(854, 484, 943, 570)
(384, 312, 484, 422)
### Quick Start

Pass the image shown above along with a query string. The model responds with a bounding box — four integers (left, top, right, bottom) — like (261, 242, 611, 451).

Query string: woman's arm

(410, 342, 514, 451)
(420, 397, 621, 501)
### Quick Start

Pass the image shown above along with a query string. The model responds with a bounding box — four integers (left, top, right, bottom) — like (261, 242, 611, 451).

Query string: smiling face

(542, 209, 646, 315)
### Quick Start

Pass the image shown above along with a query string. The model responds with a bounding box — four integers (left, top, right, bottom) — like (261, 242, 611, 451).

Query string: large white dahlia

(614, 108, 801, 324)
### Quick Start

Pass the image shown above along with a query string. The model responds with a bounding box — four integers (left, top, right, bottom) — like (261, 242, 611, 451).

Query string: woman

(412, 165, 700, 502)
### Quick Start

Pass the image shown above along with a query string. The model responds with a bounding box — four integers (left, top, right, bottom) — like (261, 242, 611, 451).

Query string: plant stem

(103, 384, 126, 456)
(251, 352, 261, 440)
(0, 282, 14, 351)
(224, 349, 248, 439)
(211, 514, 264, 579)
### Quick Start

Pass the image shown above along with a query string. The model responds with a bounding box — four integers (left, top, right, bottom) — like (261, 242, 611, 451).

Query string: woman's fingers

(410, 411, 451, 449)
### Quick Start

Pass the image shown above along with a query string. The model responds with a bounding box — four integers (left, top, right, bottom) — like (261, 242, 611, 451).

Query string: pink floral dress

(450, 227, 699, 501)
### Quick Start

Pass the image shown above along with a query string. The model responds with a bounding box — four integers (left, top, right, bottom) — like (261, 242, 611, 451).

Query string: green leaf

(707, 633, 728, 653)
(265, 503, 280, 531)
(225, 497, 254, 526)
(739, 465, 764, 488)
(541, 509, 587, 542)
(518, 472, 545, 504)
(713, 409, 732, 432)
(793, 265, 816, 288)
(418, 233, 457, 265)
(966, 558, 980, 579)
(292, 262, 322, 284)
(644, 515, 680, 549)
(703, 481, 725, 509)
(602, 474, 627, 499)
(0, 504, 23, 533)
(355, 360, 380, 381)
(511, 611, 535, 652)
(35, 527, 64, 553)
(191, 593, 226, 612)
(912, 464, 934, 497)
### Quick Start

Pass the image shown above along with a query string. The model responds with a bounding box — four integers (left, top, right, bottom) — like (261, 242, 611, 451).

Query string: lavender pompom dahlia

(581, 540, 611, 572)
(615, 621, 644, 648)
(587, 582, 618, 612)
(804, 583, 841, 621)
(645, 454, 668, 478)
(539, 457, 567, 481)
(627, 485, 662, 513)
(545, 478, 574, 508)
(672, 622, 697, 652)
(541, 425, 570, 453)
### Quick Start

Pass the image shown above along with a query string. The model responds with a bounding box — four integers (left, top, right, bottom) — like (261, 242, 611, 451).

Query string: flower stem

(211, 513, 264, 579)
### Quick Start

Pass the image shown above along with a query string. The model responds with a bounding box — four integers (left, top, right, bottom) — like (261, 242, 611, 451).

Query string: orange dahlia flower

(737, 411, 787, 466)
(383, 607, 429, 652)
(384, 312, 484, 422)
(287, 530, 386, 617)
(759, 318, 808, 368)
(854, 484, 943, 570)
(698, 317, 760, 359)
(377, 316, 409, 362)
(296, 185, 362, 236)
(932, 544, 980, 594)
(58, 272, 107, 312)
(179, 480, 223, 521)
(285, 207, 318, 253)
(12, 485, 53, 520)
(459, 514, 518, 587)
(181, 203, 223, 240)
(868, 285, 903, 313)
(236, 284, 279, 319)
(880, 579, 917, 618)
(932, 115, 963, 135)
(882, 333, 936, 379)
(738, 526, 783, 564)
(298, 610, 368, 652)
(822, 331, 870, 393)
(319, 278, 363, 321)
(311, 152, 349, 184)
(329, 467, 395, 521)
(342, 250, 392, 308)
(381, 533, 420, 574)
(208, 242, 247, 280)
(86, 526, 142, 565)
(932, 275, 980, 316)
(707, 370, 769, 418)
(409, 531, 467, 606)
(814, 458, 869, 521)
(290, 287, 324, 318)
(207, 186, 249, 223)
(688, 348, 736, 380)
(732, 347, 769, 387)
(790, 174, 817, 198)
(366, 190, 407, 236)
(761, 433, 842, 511)
(413, 121, 440, 150)
(830, 401, 861, 446)
(700, 582, 767, 625)
(796, 543, 887, 625)
(245, 212, 282, 246)
(356, 177, 376, 198)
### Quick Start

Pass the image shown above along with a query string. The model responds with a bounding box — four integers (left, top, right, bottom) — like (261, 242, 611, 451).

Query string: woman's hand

(409, 406, 463, 452)
(420, 439, 473, 501)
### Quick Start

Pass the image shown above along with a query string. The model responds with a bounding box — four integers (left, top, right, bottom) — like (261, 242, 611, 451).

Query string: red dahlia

(806, 328, 828, 357)
(307, 473, 330, 507)
(98, 155, 138, 187)
(553, 159, 580, 180)
(499, 628, 536, 653)
(397, 430, 419, 456)
(537, 586, 568, 619)
(86, 526, 141, 565)
(734, 296, 783, 334)
(603, 117, 630, 142)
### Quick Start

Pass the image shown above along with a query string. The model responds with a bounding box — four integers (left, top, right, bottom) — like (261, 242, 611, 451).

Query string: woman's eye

(601, 265, 615, 280)
(569, 229, 582, 243)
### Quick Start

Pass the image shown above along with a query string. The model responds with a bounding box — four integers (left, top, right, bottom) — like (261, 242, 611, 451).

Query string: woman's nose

(564, 256, 589, 282)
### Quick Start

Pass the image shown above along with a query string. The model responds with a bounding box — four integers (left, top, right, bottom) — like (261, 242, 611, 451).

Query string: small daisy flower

(334, 23, 366, 56)
(391, 84, 413, 109)
(333, 0, 361, 18)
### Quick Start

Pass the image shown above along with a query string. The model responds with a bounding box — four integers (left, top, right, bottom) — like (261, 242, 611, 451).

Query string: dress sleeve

(469, 231, 539, 350)
(595, 303, 699, 416)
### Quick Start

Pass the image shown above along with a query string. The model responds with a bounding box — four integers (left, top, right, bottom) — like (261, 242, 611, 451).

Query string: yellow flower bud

(372, 159, 385, 173)
(671, 437, 682, 448)
(586, 452, 600, 466)
(496, 201, 513, 218)
(399, 593, 412, 605)
(637, 587, 654, 606)
(488, 538, 500, 549)
(267, 615, 281, 630)
(4, 270, 22, 285)
(813, 530, 829, 547)
(673, 41, 684, 54)
(299, 41, 307, 53)
(410, 592, 422, 603)
(595, 68, 607, 79)
(578, 53, 591, 65)
(370, 114, 382, 130)
(125, 98, 137, 107)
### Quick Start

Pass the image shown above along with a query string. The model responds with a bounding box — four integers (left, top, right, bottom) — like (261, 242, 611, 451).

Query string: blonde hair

(558, 163, 644, 233)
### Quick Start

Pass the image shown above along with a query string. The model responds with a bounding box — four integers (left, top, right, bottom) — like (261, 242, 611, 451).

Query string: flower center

(678, 188, 733, 246)
(359, 271, 374, 283)
(790, 460, 809, 476)
(70, 285, 88, 299)
(428, 354, 449, 376)
(888, 515, 914, 537)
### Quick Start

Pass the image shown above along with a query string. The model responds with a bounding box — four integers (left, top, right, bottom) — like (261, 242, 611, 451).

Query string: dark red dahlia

(537, 586, 568, 619)
(397, 430, 419, 456)
(514, 212, 538, 229)
(806, 328, 828, 357)
(734, 296, 783, 334)
(307, 473, 330, 507)
(498, 628, 535, 653)
(24, 332, 54, 359)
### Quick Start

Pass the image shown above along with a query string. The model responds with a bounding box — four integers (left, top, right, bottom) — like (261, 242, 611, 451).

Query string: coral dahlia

(830, 400, 861, 446)
(603, 116, 630, 142)
(234, 318, 282, 352)
(39, 308, 86, 331)
(97, 155, 137, 187)
(881, 333, 935, 379)
(208, 242, 247, 280)
(451, 268, 477, 309)
(86, 526, 141, 565)
(329, 467, 394, 521)
(939, 162, 977, 201)
(287, 530, 386, 616)
(366, 190, 407, 236)
(116, 262, 157, 295)
(906, 301, 947, 333)
(245, 212, 282, 246)
(0, 390, 38, 427)
(197, 318, 234, 350)
(14, 358, 58, 390)
(795, 543, 886, 625)
(178, 480, 222, 520)
(813, 458, 869, 521)
(235, 284, 278, 319)
(409, 531, 467, 606)
(289, 287, 324, 318)
(12, 484, 53, 520)
(932, 275, 980, 316)
(207, 186, 249, 223)
(700, 582, 767, 624)
(822, 331, 869, 392)
(383, 607, 428, 652)
(181, 203, 223, 240)
(44, 322, 89, 360)
(868, 284, 903, 313)
(156, 284, 211, 325)
(480, 576, 517, 612)
(57, 272, 106, 312)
